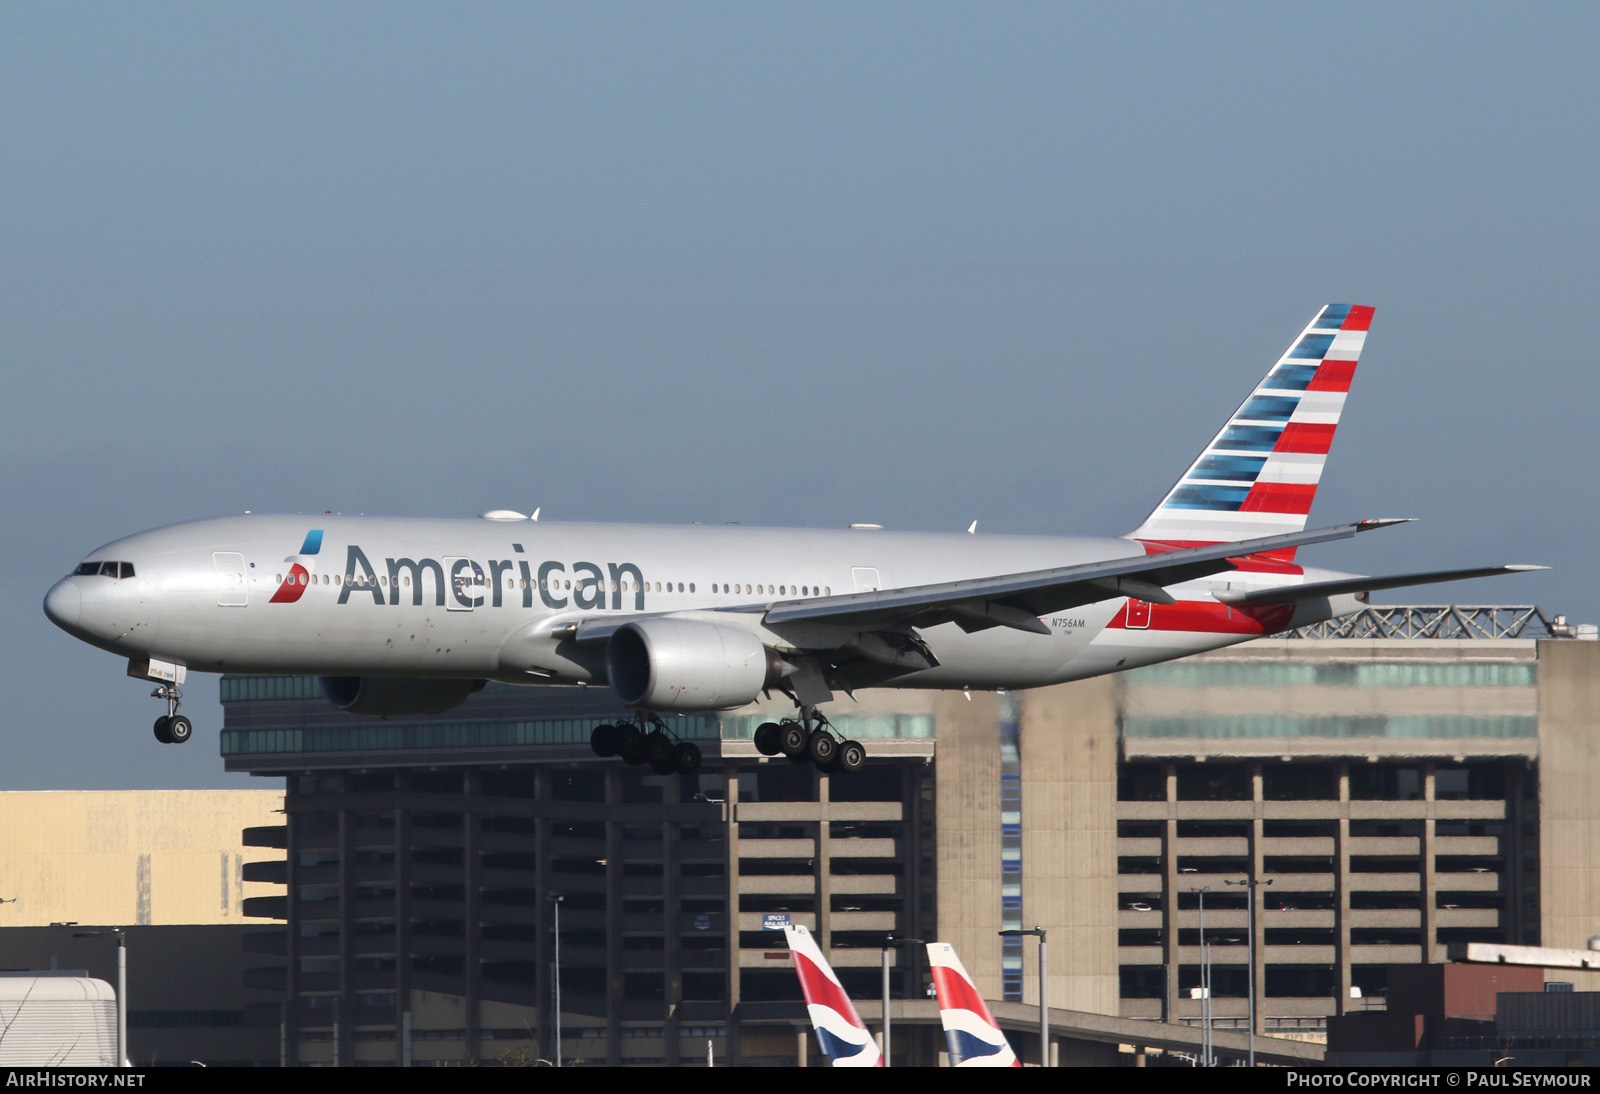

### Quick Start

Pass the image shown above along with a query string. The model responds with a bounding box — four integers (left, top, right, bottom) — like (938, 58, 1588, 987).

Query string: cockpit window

(75, 560, 134, 578)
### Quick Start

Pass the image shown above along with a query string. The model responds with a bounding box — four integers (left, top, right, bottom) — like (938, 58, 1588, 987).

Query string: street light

(1225, 876, 1273, 1066)
(549, 894, 564, 1067)
(879, 935, 925, 1067)
(73, 928, 126, 1067)
(1189, 888, 1212, 1066)
(998, 926, 1048, 1066)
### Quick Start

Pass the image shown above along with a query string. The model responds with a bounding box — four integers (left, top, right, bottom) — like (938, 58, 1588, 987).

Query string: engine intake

(606, 619, 784, 711)
(318, 676, 486, 716)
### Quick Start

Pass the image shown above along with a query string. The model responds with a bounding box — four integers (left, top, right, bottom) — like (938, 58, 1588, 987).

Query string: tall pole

(1226, 876, 1273, 1067)
(1192, 887, 1211, 1067)
(550, 894, 563, 1068)
(998, 927, 1049, 1066)
(1036, 927, 1049, 1068)
(73, 928, 126, 1066)
(115, 930, 127, 1067)
(880, 945, 891, 1067)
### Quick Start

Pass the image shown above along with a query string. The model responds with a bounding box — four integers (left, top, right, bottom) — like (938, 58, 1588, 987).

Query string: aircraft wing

(760, 519, 1406, 635)
(1212, 564, 1547, 605)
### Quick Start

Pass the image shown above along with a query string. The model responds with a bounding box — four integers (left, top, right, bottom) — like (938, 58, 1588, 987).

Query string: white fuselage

(43, 513, 1360, 701)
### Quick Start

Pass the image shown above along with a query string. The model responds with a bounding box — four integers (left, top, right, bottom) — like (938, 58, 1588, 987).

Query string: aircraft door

(851, 567, 881, 593)
(444, 557, 486, 611)
(214, 552, 248, 606)
(1124, 597, 1152, 629)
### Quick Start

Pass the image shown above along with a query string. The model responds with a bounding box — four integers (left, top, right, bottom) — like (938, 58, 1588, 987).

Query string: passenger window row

(267, 572, 833, 598)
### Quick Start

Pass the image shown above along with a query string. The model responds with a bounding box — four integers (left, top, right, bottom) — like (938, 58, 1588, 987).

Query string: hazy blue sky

(5, 4, 1595, 789)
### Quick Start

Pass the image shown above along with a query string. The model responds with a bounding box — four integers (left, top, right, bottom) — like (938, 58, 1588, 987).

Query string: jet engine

(318, 676, 487, 716)
(605, 618, 785, 711)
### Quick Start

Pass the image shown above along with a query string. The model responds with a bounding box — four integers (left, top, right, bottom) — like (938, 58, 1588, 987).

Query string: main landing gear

(753, 708, 866, 774)
(589, 712, 703, 775)
(151, 684, 193, 745)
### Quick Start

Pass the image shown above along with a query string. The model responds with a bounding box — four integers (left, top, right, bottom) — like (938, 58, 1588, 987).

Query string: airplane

(42, 304, 1542, 764)
(783, 923, 882, 1067)
(925, 942, 1020, 1067)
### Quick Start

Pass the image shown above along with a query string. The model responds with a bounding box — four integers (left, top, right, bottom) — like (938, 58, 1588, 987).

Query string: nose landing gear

(151, 684, 193, 745)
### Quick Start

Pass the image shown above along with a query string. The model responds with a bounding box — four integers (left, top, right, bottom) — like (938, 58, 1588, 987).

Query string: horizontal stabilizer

(1213, 564, 1547, 605)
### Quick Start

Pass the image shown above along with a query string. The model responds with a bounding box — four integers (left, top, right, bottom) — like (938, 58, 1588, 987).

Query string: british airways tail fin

(784, 924, 882, 1067)
(1129, 305, 1374, 553)
(925, 942, 1020, 1067)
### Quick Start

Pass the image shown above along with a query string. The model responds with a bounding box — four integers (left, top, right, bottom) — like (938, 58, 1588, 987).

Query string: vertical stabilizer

(1129, 305, 1373, 553)
(783, 924, 883, 1067)
(925, 942, 1021, 1067)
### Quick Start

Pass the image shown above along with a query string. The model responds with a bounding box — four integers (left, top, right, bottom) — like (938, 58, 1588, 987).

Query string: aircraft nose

(43, 580, 81, 632)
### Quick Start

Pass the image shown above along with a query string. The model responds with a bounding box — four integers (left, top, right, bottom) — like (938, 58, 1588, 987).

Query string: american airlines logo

(328, 542, 646, 611)
(268, 529, 324, 604)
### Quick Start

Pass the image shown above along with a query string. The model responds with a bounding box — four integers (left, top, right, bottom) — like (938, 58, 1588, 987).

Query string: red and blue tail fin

(925, 942, 1020, 1067)
(784, 924, 882, 1067)
(1129, 305, 1373, 554)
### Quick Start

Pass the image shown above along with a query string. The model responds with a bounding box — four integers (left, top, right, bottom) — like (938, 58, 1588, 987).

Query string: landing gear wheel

(590, 723, 619, 757)
(673, 741, 702, 774)
(778, 723, 809, 760)
(149, 682, 189, 745)
(753, 722, 783, 756)
(643, 730, 675, 769)
(808, 729, 837, 767)
(616, 724, 646, 764)
(165, 715, 193, 745)
(836, 739, 866, 774)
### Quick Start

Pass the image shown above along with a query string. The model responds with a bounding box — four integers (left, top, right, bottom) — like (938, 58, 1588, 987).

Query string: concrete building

(0, 790, 286, 928)
(0, 790, 288, 1065)
(219, 605, 1599, 1064)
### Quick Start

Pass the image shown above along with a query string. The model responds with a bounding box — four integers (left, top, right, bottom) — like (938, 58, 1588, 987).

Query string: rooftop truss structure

(1287, 605, 1560, 641)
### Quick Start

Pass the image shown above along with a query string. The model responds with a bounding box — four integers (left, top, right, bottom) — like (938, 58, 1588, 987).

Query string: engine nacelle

(606, 618, 784, 711)
(318, 676, 487, 717)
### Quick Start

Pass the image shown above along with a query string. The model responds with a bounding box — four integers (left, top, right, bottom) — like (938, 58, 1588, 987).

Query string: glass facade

(219, 675, 935, 757)
(1123, 714, 1537, 740)
(1126, 660, 1536, 689)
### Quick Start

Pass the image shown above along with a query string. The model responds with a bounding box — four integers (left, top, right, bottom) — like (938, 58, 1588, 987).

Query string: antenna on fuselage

(967, 521, 977, 534)
(531, 508, 541, 522)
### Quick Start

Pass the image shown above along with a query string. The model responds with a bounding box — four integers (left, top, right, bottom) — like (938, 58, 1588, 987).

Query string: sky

(4, 3, 1596, 789)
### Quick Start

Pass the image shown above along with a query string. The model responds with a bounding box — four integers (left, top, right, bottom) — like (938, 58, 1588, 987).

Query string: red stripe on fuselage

(1274, 423, 1336, 454)
(1108, 598, 1296, 634)
(1308, 359, 1356, 391)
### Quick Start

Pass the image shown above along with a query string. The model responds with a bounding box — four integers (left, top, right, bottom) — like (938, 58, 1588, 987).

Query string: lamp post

(997, 926, 1049, 1066)
(549, 894, 564, 1067)
(879, 935, 925, 1067)
(1190, 888, 1212, 1066)
(1225, 876, 1273, 1067)
(73, 928, 126, 1066)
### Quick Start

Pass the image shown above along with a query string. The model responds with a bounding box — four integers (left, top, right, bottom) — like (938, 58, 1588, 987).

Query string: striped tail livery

(784, 924, 882, 1067)
(1130, 304, 1374, 552)
(926, 942, 1020, 1067)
